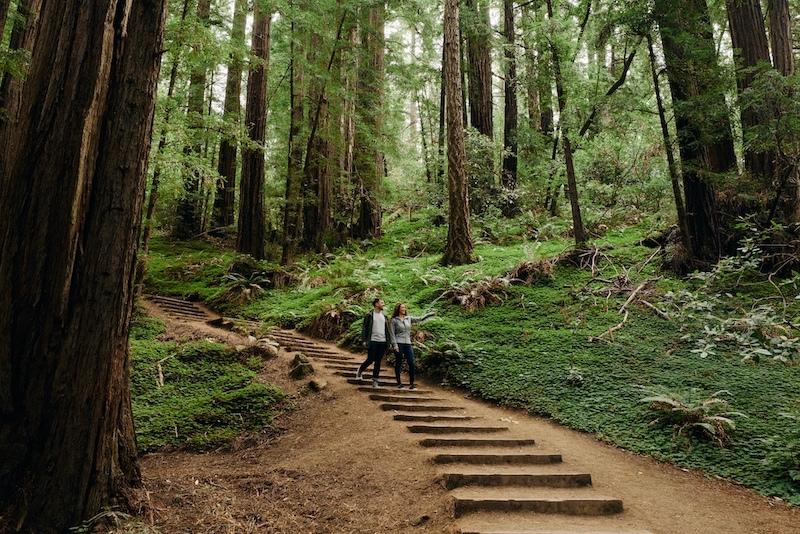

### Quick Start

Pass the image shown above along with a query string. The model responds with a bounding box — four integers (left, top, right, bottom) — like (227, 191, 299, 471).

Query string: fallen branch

(640, 299, 669, 319)
(597, 310, 629, 340)
(620, 282, 647, 313)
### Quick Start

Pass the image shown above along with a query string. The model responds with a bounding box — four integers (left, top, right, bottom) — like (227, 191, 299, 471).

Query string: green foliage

(129, 311, 283, 452)
(764, 408, 800, 490)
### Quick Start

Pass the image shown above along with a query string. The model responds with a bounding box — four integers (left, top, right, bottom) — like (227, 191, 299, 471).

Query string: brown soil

(124, 303, 799, 533)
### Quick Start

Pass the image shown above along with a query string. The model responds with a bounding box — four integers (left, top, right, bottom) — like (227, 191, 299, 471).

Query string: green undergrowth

(144, 213, 800, 504)
(129, 310, 284, 453)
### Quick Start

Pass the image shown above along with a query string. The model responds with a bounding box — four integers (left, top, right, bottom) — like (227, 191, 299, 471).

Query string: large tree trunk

(352, 2, 385, 240)
(442, 0, 475, 266)
(502, 0, 519, 212)
(546, 0, 586, 245)
(0, 0, 43, 120)
(726, 0, 775, 185)
(174, 0, 211, 239)
(282, 16, 305, 264)
(0, 0, 165, 529)
(238, 7, 271, 260)
(337, 22, 358, 240)
(464, 0, 493, 138)
(655, 0, 737, 262)
(213, 0, 248, 230)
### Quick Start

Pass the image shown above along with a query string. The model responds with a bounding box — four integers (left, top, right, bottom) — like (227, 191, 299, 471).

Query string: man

(357, 297, 395, 388)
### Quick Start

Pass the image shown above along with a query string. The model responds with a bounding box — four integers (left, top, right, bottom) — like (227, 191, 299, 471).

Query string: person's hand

(362, 341, 367, 349)
(393, 345, 398, 353)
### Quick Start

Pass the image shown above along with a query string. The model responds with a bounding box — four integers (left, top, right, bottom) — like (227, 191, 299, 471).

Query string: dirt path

(135, 298, 798, 533)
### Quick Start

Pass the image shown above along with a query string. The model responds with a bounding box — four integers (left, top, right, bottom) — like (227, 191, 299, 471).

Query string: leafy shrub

(565, 365, 585, 387)
(638, 387, 745, 447)
(416, 339, 486, 382)
(764, 409, 800, 486)
(210, 272, 269, 307)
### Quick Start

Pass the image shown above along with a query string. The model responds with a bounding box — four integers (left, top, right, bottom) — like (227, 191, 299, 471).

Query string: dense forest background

(2, 0, 800, 531)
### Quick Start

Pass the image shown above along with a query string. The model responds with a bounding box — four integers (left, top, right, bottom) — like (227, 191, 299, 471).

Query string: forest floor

(119, 300, 799, 533)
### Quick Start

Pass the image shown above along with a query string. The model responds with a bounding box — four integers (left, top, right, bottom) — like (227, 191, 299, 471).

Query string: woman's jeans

(394, 343, 415, 385)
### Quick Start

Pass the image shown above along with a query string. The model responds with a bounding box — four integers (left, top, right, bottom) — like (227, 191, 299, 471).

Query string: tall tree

(0, 0, 10, 44)
(175, 0, 211, 239)
(283, 12, 305, 263)
(654, 0, 737, 262)
(546, 0, 586, 245)
(238, 5, 272, 260)
(726, 0, 775, 184)
(352, 2, 385, 239)
(522, 5, 540, 133)
(464, 0, 493, 137)
(442, 0, 475, 265)
(502, 0, 519, 210)
(213, 0, 249, 230)
(0, 0, 166, 529)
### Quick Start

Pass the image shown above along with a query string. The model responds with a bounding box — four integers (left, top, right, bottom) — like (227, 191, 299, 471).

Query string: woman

(390, 303, 435, 389)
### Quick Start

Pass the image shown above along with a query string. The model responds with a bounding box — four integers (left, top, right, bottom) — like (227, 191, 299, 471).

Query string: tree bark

(352, 2, 385, 240)
(546, 0, 586, 245)
(0, 0, 166, 529)
(0, 0, 11, 45)
(238, 7, 271, 260)
(464, 0, 493, 138)
(522, 6, 540, 133)
(647, 34, 691, 253)
(442, 0, 475, 266)
(655, 0, 737, 262)
(768, 0, 794, 76)
(174, 0, 211, 239)
(282, 14, 305, 264)
(213, 0, 249, 230)
(502, 0, 519, 209)
(726, 0, 775, 184)
(437, 42, 446, 183)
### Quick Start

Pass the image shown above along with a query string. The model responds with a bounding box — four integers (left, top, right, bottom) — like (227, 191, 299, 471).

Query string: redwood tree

(502, 0, 519, 209)
(238, 6, 272, 260)
(213, 0, 249, 230)
(442, 0, 475, 265)
(464, 0, 493, 138)
(0, 0, 166, 529)
(282, 14, 305, 264)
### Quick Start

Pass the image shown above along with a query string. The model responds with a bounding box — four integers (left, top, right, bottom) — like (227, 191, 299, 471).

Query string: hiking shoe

(372, 380, 381, 388)
(409, 384, 417, 390)
(396, 383, 405, 389)
(356, 370, 363, 380)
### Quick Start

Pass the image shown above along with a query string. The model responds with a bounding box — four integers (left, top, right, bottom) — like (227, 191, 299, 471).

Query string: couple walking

(357, 298, 435, 389)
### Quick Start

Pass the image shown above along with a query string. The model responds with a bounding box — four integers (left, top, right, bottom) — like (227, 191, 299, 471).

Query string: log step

(408, 424, 508, 434)
(358, 386, 433, 395)
(450, 489, 623, 518)
(369, 394, 443, 402)
(381, 403, 463, 412)
(395, 414, 479, 422)
(440, 471, 592, 490)
(347, 378, 408, 387)
(420, 438, 536, 448)
(433, 453, 562, 465)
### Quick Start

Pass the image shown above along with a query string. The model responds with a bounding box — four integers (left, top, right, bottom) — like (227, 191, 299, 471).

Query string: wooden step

(408, 424, 508, 434)
(381, 403, 463, 412)
(368, 394, 442, 402)
(450, 488, 623, 518)
(433, 453, 562, 465)
(358, 386, 433, 395)
(440, 470, 591, 490)
(395, 414, 478, 422)
(420, 438, 536, 448)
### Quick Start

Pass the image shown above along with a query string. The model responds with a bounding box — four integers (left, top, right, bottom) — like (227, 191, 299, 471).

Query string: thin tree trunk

(352, 2, 385, 240)
(522, 6, 541, 132)
(0, 0, 11, 44)
(442, 0, 475, 265)
(536, 6, 554, 137)
(213, 0, 248, 229)
(502, 0, 519, 209)
(175, 0, 211, 239)
(0, 0, 166, 529)
(417, 91, 433, 182)
(647, 34, 691, 252)
(282, 15, 305, 263)
(546, 0, 586, 245)
(655, 0, 737, 262)
(238, 8, 271, 260)
(437, 44, 446, 183)
(464, 0, 493, 138)
(726, 0, 775, 185)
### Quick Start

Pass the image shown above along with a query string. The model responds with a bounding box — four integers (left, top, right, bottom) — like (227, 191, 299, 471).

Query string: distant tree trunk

(0, 0, 165, 529)
(0, 0, 10, 44)
(282, 16, 305, 264)
(655, 0, 737, 262)
(647, 34, 691, 252)
(437, 44, 446, 183)
(536, 7, 554, 138)
(464, 0, 493, 138)
(502, 0, 519, 212)
(768, 0, 794, 76)
(417, 92, 433, 182)
(352, 2, 385, 239)
(522, 6, 541, 132)
(213, 0, 248, 230)
(238, 8, 271, 260)
(0, 0, 43, 119)
(726, 0, 775, 184)
(337, 21, 357, 239)
(546, 0, 586, 245)
(442, 0, 475, 265)
(174, 0, 211, 239)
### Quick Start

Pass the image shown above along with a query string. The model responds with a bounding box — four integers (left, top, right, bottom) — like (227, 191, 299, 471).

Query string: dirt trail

(135, 299, 798, 533)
